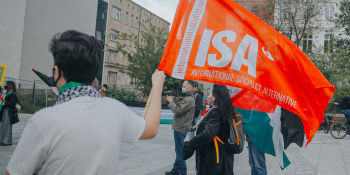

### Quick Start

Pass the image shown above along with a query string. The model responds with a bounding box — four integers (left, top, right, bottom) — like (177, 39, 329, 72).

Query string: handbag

(15, 103, 22, 112)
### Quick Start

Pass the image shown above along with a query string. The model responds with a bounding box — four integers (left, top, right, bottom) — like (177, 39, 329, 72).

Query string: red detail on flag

(201, 109, 209, 117)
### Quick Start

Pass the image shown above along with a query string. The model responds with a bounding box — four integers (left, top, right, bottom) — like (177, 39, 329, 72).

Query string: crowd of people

(0, 30, 349, 175)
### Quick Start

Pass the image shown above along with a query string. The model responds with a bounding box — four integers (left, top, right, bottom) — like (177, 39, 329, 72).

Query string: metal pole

(45, 88, 48, 107)
(32, 81, 36, 105)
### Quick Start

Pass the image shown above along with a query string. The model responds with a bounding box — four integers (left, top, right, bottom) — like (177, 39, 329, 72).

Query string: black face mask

(52, 67, 61, 87)
(4, 86, 8, 90)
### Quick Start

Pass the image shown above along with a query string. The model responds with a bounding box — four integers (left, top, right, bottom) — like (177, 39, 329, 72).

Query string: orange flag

(158, 0, 335, 144)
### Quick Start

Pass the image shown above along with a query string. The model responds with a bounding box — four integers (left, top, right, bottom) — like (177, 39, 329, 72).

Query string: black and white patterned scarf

(57, 86, 101, 104)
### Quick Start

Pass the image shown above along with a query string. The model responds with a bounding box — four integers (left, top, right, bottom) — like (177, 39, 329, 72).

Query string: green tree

(313, 0, 350, 102)
(274, 0, 328, 47)
(117, 25, 183, 97)
(332, 0, 350, 101)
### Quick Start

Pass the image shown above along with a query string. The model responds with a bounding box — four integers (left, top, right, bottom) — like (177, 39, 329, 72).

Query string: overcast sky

(133, 0, 180, 24)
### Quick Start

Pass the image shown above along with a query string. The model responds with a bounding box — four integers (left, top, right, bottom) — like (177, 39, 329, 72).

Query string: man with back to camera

(6, 30, 166, 175)
(165, 80, 196, 175)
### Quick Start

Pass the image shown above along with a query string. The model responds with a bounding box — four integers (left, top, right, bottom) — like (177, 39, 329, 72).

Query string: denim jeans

(188, 131, 195, 140)
(248, 142, 267, 175)
(172, 130, 187, 175)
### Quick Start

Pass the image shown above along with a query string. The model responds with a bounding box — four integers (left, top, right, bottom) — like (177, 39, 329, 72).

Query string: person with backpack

(182, 84, 235, 175)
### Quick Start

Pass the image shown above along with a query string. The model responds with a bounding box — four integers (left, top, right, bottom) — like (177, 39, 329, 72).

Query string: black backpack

(225, 113, 245, 154)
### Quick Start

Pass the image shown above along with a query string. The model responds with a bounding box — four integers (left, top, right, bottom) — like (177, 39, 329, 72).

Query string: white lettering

(231, 34, 258, 77)
(208, 30, 236, 68)
(194, 29, 214, 67)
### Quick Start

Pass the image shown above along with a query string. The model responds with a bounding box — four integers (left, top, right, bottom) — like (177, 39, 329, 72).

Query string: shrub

(105, 88, 141, 102)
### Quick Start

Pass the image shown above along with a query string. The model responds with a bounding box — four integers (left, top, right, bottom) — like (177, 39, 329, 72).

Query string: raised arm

(139, 70, 165, 139)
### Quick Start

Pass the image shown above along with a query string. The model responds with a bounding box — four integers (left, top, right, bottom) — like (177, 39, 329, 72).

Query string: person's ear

(53, 66, 59, 81)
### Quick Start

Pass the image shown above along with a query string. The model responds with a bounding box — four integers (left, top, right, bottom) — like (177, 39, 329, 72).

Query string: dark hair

(6, 81, 17, 93)
(212, 84, 234, 121)
(103, 84, 108, 89)
(192, 81, 199, 89)
(50, 30, 102, 85)
(185, 80, 197, 88)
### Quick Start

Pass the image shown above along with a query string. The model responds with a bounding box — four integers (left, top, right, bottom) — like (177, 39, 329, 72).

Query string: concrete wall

(0, 0, 27, 80)
(19, 0, 98, 88)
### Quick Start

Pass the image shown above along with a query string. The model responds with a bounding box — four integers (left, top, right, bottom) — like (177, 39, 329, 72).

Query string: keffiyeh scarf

(57, 85, 101, 104)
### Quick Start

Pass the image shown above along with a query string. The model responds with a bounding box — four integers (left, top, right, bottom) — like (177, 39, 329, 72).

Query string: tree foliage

(118, 25, 183, 97)
(274, 0, 327, 47)
(312, 0, 350, 102)
(331, 0, 350, 102)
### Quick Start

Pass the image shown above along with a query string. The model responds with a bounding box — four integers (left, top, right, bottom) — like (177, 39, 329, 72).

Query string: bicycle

(330, 118, 348, 139)
(328, 102, 349, 139)
(321, 115, 333, 134)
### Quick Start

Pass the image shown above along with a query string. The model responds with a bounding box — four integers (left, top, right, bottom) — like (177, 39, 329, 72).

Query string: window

(325, 3, 335, 20)
(125, 74, 131, 86)
(110, 29, 119, 41)
(135, 17, 139, 27)
(108, 50, 117, 64)
(112, 6, 121, 21)
(119, 53, 123, 64)
(130, 14, 134, 26)
(252, 5, 258, 15)
(125, 12, 128, 25)
(107, 72, 117, 85)
(324, 34, 334, 53)
(302, 34, 313, 53)
(95, 31, 102, 41)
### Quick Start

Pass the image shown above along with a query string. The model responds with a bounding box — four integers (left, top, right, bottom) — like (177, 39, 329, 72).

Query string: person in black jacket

(188, 82, 205, 140)
(182, 84, 234, 175)
(0, 81, 20, 146)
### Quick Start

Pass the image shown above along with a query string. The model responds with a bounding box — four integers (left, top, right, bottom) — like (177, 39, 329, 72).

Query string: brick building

(235, 0, 275, 26)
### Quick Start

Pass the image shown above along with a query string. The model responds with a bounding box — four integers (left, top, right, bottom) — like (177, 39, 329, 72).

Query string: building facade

(235, 0, 275, 26)
(274, 0, 343, 54)
(0, 0, 98, 89)
(100, 0, 170, 89)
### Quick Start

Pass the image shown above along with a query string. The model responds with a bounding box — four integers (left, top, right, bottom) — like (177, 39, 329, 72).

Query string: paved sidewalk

(1, 114, 350, 175)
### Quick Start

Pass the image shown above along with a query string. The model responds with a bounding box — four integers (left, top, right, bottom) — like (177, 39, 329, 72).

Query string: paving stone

(1, 113, 349, 175)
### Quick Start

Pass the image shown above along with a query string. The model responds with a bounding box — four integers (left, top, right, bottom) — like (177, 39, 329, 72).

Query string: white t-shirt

(7, 96, 145, 175)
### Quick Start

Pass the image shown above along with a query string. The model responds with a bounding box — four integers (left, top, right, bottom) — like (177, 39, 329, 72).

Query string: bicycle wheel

(330, 123, 347, 139)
